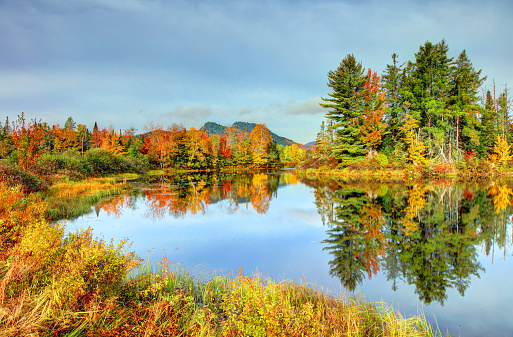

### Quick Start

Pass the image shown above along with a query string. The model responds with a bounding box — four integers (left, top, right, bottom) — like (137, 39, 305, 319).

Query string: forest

(0, 113, 311, 177)
(311, 39, 512, 176)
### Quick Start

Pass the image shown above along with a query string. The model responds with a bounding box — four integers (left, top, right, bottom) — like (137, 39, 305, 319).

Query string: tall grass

(40, 178, 130, 220)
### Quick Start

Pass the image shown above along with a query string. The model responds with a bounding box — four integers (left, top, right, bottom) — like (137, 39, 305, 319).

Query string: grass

(39, 177, 131, 220)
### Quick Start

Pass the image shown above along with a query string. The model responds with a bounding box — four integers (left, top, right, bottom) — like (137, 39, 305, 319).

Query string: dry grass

(40, 178, 130, 220)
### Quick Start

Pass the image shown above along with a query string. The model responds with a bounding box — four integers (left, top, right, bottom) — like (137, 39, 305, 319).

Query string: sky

(0, 0, 511, 144)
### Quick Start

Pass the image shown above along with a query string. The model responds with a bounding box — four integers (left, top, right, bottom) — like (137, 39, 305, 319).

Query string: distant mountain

(306, 141, 316, 147)
(202, 121, 302, 147)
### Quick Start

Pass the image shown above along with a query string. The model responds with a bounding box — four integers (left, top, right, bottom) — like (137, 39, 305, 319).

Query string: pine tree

(64, 116, 76, 131)
(402, 40, 455, 161)
(382, 53, 405, 147)
(449, 50, 486, 157)
(320, 54, 367, 163)
(480, 90, 500, 154)
(497, 86, 511, 141)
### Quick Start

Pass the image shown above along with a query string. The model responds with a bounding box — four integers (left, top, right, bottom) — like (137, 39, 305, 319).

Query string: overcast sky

(1, 0, 511, 143)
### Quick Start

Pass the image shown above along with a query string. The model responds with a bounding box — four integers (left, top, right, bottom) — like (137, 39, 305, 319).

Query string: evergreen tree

(320, 54, 367, 163)
(480, 90, 500, 154)
(382, 53, 405, 148)
(449, 50, 486, 156)
(64, 116, 76, 131)
(497, 86, 511, 141)
(3, 116, 10, 136)
(402, 40, 455, 161)
(266, 140, 280, 165)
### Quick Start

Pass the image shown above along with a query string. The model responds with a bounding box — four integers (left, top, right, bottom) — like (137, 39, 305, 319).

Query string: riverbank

(0, 174, 450, 336)
(40, 177, 132, 220)
(295, 158, 503, 182)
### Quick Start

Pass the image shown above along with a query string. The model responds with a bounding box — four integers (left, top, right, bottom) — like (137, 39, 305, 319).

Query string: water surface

(66, 171, 513, 337)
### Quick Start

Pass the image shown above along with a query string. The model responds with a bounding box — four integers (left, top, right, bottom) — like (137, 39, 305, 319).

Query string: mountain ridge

(202, 121, 304, 147)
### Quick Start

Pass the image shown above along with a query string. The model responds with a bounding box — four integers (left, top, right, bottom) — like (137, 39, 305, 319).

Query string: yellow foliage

(489, 135, 512, 169)
(101, 131, 127, 156)
(400, 114, 427, 166)
(488, 183, 513, 214)
(400, 185, 429, 236)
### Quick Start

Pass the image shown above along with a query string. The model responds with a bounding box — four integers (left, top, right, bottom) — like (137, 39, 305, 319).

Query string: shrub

(121, 155, 149, 173)
(376, 153, 389, 167)
(83, 149, 122, 176)
(0, 183, 47, 259)
(0, 163, 49, 193)
(38, 153, 93, 180)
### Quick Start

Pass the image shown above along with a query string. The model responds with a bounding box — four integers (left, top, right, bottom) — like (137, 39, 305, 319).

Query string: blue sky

(1, 0, 511, 143)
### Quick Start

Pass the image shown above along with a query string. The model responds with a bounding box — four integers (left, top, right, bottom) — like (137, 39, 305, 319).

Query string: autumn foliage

(10, 113, 46, 171)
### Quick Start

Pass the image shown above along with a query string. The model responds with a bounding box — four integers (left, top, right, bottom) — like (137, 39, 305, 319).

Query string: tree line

(0, 114, 308, 171)
(314, 39, 512, 168)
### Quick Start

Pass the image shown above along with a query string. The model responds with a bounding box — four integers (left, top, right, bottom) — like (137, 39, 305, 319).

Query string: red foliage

(11, 113, 46, 171)
(432, 163, 452, 174)
(464, 186, 474, 200)
(464, 151, 475, 164)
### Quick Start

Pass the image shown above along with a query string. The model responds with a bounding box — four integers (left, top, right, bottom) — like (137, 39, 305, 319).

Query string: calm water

(66, 171, 513, 337)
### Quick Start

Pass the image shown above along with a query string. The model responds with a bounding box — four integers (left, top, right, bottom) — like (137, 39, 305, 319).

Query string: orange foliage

(359, 203, 388, 277)
(11, 113, 46, 170)
(359, 69, 388, 154)
(250, 173, 271, 214)
(99, 195, 133, 218)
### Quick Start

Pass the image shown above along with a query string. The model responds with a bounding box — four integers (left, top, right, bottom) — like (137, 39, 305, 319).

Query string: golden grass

(41, 178, 131, 220)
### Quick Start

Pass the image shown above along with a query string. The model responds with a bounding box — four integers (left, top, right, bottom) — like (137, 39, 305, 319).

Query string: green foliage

(84, 148, 146, 176)
(321, 54, 368, 163)
(376, 153, 389, 167)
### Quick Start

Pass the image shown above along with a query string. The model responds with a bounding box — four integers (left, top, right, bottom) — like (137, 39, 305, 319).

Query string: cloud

(287, 209, 322, 226)
(284, 97, 325, 116)
(159, 105, 213, 127)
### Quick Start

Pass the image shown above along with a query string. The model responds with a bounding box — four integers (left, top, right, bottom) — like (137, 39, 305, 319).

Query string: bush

(83, 149, 122, 176)
(0, 163, 49, 193)
(121, 155, 149, 173)
(38, 153, 93, 180)
(376, 153, 389, 167)
(84, 149, 147, 176)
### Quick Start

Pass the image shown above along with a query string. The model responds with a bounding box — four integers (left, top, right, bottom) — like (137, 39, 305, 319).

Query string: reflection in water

(96, 173, 513, 307)
(97, 171, 288, 219)
(308, 178, 513, 305)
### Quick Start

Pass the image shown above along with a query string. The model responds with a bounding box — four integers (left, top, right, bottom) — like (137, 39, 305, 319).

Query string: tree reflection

(310, 178, 513, 305)
(108, 172, 288, 220)
(322, 187, 368, 291)
(95, 193, 136, 218)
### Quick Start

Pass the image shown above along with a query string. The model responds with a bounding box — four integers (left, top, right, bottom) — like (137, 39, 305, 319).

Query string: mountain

(202, 121, 302, 147)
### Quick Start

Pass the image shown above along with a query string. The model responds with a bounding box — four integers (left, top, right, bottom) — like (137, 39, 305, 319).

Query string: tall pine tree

(381, 53, 405, 149)
(449, 49, 486, 157)
(320, 54, 367, 163)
